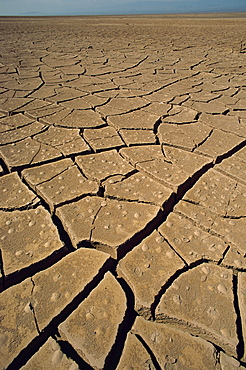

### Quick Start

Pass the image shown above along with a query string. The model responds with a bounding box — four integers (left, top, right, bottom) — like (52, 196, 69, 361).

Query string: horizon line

(1, 10, 246, 17)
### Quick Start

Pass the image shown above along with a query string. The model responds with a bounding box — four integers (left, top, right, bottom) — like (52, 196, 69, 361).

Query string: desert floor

(0, 14, 246, 369)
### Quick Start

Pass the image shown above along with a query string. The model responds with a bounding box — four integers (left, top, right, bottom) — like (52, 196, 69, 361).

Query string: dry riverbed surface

(0, 14, 246, 369)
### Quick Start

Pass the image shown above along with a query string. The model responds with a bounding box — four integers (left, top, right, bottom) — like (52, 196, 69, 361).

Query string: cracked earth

(0, 14, 246, 369)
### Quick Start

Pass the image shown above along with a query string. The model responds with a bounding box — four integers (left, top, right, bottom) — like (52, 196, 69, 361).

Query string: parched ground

(0, 14, 246, 369)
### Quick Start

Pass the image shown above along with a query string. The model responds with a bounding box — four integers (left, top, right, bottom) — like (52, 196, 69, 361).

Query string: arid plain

(0, 14, 246, 369)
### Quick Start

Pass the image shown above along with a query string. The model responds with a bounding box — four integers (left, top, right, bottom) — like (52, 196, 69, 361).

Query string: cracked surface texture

(0, 14, 246, 370)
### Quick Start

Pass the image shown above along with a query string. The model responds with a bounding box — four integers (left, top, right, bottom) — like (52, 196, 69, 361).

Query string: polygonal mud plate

(105, 171, 174, 208)
(131, 317, 220, 370)
(0, 97, 33, 115)
(119, 129, 156, 146)
(22, 158, 73, 187)
(194, 129, 244, 160)
(0, 121, 46, 145)
(0, 138, 62, 170)
(47, 87, 85, 103)
(76, 149, 134, 182)
(26, 104, 65, 121)
(174, 199, 217, 230)
(143, 101, 171, 116)
(57, 196, 160, 258)
(221, 247, 246, 270)
(120, 145, 164, 164)
(164, 146, 212, 176)
(36, 165, 98, 212)
(83, 126, 124, 151)
(91, 198, 160, 258)
(162, 106, 198, 124)
(219, 352, 243, 370)
(158, 121, 212, 151)
(17, 99, 53, 114)
(156, 264, 238, 356)
(31, 248, 110, 331)
(200, 112, 246, 138)
(117, 230, 184, 313)
(159, 212, 228, 264)
(120, 145, 189, 192)
(0, 172, 38, 210)
(96, 96, 149, 116)
(22, 337, 79, 370)
(34, 126, 90, 155)
(0, 279, 37, 369)
(188, 100, 228, 114)
(0, 206, 63, 276)
(57, 109, 105, 129)
(116, 332, 155, 370)
(0, 113, 34, 129)
(190, 91, 220, 102)
(178, 168, 237, 216)
(211, 216, 246, 255)
(215, 147, 246, 186)
(108, 109, 160, 129)
(55, 196, 103, 248)
(59, 97, 92, 110)
(136, 159, 189, 192)
(58, 272, 126, 370)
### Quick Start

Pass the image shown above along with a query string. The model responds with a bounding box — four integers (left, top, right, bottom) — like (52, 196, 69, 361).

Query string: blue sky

(0, 0, 245, 16)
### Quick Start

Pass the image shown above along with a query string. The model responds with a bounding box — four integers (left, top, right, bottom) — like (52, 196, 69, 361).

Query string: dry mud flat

(0, 13, 246, 369)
